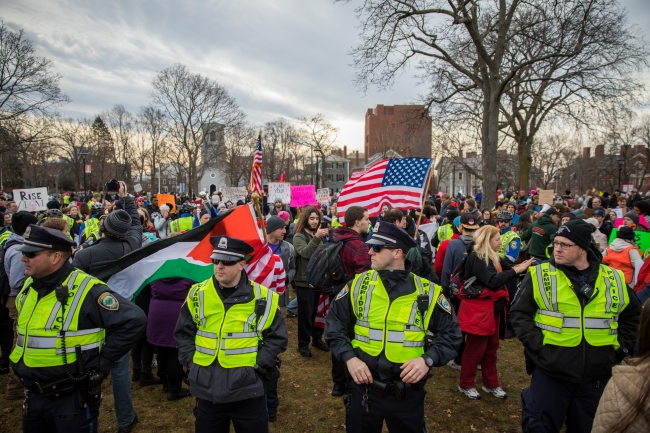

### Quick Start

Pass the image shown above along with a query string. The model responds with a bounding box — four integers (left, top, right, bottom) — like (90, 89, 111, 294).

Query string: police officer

(78, 203, 104, 245)
(9, 225, 147, 433)
(174, 235, 288, 433)
(170, 203, 194, 233)
(511, 219, 641, 433)
(496, 210, 521, 339)
(325, 222, 463, 433)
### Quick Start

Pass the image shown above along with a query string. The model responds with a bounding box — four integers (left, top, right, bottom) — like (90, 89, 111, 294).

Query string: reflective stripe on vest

(529, 263, 628, 349)
(349, 270, 440, 363)
(10, 271, 106, 367)
(186, 278, 279, 368)
(170, 217, 193, 233)
(0, 229, 10, 246)
(498, 230, 520, 259)
(437, 224, 453, 242)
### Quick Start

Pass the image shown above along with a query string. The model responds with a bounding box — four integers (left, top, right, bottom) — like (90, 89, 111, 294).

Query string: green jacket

(521, 214, 557, 260)
(292, 231, 323, 288)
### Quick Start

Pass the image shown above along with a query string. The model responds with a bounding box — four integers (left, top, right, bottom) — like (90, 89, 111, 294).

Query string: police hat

(366, 221, 416, 252)
(209, 235, 254, 262)
(17, 224, 76, 253)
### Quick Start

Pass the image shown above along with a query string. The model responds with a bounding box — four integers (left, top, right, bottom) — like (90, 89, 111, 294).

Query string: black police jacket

(11, 262, 147, 383)
(511, 250, 641, 383)
(325, 267, 462, 381)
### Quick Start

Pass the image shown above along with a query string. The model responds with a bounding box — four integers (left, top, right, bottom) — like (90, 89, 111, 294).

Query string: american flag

(249, 133, 263, 196)
(337, 157, 434, 221)
(246, 243, 286, 294)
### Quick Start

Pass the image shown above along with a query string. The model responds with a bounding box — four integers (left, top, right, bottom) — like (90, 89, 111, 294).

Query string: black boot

(312, 338, 330, 352)
(0, 359, 9, 375)
(131, 368, 141, 382)
(139, 371, 162, 386)
(167, 387, 191, 401)
(298, 345, 312, 357)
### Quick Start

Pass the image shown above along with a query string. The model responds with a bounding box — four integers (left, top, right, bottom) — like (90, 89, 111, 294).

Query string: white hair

(160, 205, 170, 212)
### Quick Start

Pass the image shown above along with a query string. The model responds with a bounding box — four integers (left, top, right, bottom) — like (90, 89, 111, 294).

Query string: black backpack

(448, 240, 479, 297)
(306, 234, 347, 295)
(0, 239, 21, 299)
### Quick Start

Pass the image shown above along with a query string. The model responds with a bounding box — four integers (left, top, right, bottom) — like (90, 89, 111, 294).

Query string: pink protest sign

(290, 185, 317, 207)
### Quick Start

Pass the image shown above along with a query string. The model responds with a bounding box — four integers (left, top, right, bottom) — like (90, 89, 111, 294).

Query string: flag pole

(414, 162, 434, 240)
(251, 128, 267, 243)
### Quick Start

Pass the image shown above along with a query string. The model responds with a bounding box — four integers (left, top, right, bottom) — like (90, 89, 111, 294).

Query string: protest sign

(613, 208, 623, 219)
(211, 194, 220, 204)
(267, 182, 291, 204)
(290, 185, 317, 207)
(317, 188, 330, 203)
(156, 194, 176, 213)
(222, 187, 248, 203)
(622, 184, 635, 193)
(14, 188, 48, 212)
(538, 190, 554, 205)
(134, 183, 142, 193)
(609, 228, 650, 253)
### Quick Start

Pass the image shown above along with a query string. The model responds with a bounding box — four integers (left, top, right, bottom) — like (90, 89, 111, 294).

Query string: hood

(459, 235, 474, 247)
(333, 226, 364, 242)
(537, 214, 555, 225)
(7, 233, 24, 244)
(608, 238, 637, 252)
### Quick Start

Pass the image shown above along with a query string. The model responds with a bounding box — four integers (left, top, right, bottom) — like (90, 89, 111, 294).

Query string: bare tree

(138, 105, 167, 192)
(89, 116, 116, 191)
(151, 63, 244, 195)
(219, 123, 257, 187)
(0, 22, 69, 124)
(55, 118, 97, 191)
(263, 118, 299, 182)
(297, 114, 339, 187)
(339, 0, 649, 208)
(102, 104, 135, 184)
(531, 131, 578, 190)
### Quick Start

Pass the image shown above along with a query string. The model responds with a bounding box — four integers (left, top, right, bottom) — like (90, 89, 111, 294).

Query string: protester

(603, 226, 643, 287)
(457, 225, 535, 399)
(520, 208, 559, 262)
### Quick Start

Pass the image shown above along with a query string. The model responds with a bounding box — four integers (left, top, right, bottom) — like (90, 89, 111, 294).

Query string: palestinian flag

(94, 204, 286, 300)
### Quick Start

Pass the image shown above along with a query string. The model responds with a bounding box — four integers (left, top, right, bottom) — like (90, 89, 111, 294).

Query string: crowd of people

(0, 182, 649, 433)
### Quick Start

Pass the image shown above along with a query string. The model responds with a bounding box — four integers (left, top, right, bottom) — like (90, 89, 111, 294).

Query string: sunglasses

(22, 251, 45, 259)
(212, 259, 242, 266)
(370, 245, 398, 253)
(498, 220, 510, 223)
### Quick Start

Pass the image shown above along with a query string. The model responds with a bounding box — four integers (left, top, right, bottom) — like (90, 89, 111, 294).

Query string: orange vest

(603, 245, 639, 284)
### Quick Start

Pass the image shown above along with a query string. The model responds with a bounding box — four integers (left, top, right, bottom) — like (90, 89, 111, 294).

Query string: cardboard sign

(622, 184, 635, 193)
(538, 189, 554, 205)
(156, 193, 176, 213)
(222, 187, 248, 204)
(609, 228, 650, 253)
(267, 182, 291, 204)
(134, 183, 142, 193)
(290, 185, 317, 207)
(317, 188, 330, 203)
(211, 194, 220, 204)
(14, 188, 48, 212)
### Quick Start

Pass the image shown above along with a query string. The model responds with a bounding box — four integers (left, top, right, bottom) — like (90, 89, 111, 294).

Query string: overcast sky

(2, 0, 649, 152)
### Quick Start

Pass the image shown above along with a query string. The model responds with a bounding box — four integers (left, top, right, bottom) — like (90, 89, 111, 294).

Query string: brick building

(364, 105, 432, 162)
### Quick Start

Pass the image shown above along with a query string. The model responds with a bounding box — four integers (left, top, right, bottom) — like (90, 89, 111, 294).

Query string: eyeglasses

(498, 220, 509, 224)
(212, 259, 242, 266)
(22, 251, 46, 259)
(370, 245, 398, 253)
(553, 241, 577, 251)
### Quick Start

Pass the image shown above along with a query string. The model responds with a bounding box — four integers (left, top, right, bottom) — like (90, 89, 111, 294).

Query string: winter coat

(292, 231, 323, 288)
(592, 229, 608, 253)
(520, 214, 557, 260)
(440, 235, 474, 295)
(603, 238, 643, 285)
(591, 358, 650, 433)
(4, 233, 26, 297)
(147, 278, 194, 348)
(434, 233, 460, 277)
(457, 252, 513, 336)
(332, 227, 371, 279)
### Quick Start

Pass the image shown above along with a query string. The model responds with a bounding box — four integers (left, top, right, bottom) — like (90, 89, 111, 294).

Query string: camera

(105, 179, 120, 202)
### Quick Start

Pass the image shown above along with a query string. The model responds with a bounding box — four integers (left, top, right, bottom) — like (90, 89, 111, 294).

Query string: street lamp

(80, 150, 89, 196)
(616, 157, 624, 192)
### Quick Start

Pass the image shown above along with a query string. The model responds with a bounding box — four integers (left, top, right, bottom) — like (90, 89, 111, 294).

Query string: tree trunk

(481, 85, 500, 211)
(518, 133, 533, 191)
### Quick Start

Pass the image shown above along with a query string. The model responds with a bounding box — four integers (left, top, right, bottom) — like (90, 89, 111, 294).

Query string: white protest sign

(267, 182, 291, 204)
(134, 183, 142, 193)
(14, 188, 48, 212)
(317, 188, 330, 203)
(614, 208, 623, 219)
(211, 194, 221, 204)
(222, 187, 248, 203)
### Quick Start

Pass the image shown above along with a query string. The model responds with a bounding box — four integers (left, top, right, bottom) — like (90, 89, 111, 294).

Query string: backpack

(448, 240, 481, 297)
(306, 234, 347, 295)
(0, 239, 21, 299)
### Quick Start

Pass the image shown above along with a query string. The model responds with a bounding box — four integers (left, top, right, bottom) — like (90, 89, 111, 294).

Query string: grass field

(0, 316, 530, 432)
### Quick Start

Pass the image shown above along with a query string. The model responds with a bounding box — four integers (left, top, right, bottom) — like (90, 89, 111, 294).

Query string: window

(336, 174, 344, 182)
(170, 180, 177, 186)
(163, 179, 167, 185)
(327, 174, 333, 181)
(458, 172, 463, 180)
(147, 183, 152, 188)
(210, 131, 216, 142)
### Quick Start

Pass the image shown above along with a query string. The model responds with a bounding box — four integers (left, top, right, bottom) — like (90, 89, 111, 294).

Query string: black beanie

(553, 219, 593, 252)
(446, 210, 460, 222)
(12, 211, 38, 236)
(103, 210, 131, 239)
(617, 226, 636, 241)
(46, 200, 61, 210)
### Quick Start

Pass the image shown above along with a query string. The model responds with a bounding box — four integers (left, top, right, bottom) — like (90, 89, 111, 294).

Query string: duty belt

(22, 376, 77, 398)
(367, 379, 420, 401)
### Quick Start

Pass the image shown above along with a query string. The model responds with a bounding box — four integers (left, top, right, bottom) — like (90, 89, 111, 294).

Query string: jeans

(287, 297, 298, 311)
(111, 353, 136, 428)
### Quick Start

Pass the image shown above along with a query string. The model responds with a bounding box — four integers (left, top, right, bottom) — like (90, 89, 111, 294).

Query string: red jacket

(457, 288, 509, 336)
(333, 227, 372, 278)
